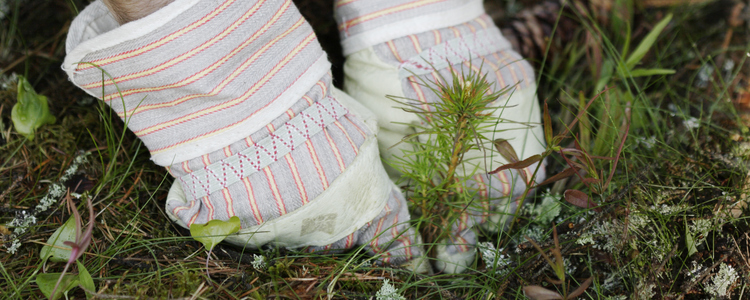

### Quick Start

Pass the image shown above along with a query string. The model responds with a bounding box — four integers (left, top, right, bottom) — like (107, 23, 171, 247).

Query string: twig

(731, 235, 750, 271)
(188, 281, 207, 300)
(653, 243, 679, 276)
(678, 252, 734, 300)
(0, 175, 23, 202)
(115, 169, 143, 206)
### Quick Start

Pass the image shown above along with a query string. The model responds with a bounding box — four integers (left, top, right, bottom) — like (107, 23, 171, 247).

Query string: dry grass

(1, 0, 750, 299)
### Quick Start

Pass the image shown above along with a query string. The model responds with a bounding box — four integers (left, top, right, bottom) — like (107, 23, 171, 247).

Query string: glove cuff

(334, 0, 485, 55)
(64, 0, 329, 166)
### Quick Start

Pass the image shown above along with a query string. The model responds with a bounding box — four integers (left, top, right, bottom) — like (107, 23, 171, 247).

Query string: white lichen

(532, 192, 561, 226)
(513, 227, 546, 249)
(574, 213, 655, 256)
(37, 184, 64, 214)
(477, 242, 511, 275)
(0, 72, 17, 89)
(376, 279, 405, 300)
(585, 220, 627, 253)
(636, 136, 657, 149)
(705, 263, 738, 298)
(688, 219, 713, 246)
(251, 254, 266, 271)
(628, 212, 649, 231)
(650, 204, 684, 216)
(576, 232, 595, 246)
(696, 64, 714, 88)
(667, 103, 678, 114)
(4, 152, 90, 254)
(635, 278, 656, 299)
(7, 240, 21, 254)
(0, 0, 7, 21)
(722, 59, 735, 75)
(8, 211, 36, 231)
(682, 117, 701, 129)
(686, 261, 704, 279)
(644, 238, 672, 262)
(601, 271, 623, 292)
(563, 257, 577, 275)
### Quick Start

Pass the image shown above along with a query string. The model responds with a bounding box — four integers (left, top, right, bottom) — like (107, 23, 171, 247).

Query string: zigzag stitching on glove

(178, 96, 349, 200)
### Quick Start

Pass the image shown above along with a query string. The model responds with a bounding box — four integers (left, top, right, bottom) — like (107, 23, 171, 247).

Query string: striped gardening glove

(334, 0, 547, 273)
(63, 0, 427, 272)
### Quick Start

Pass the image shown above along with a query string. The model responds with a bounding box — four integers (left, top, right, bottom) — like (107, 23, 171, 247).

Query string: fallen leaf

(564, 189, 599, 211)
(0, 225, 11, 235)
(490, 154, 542, 174)
(735, 88, 750, 112)
(537, 167, 579, 187)
(567, 277, 594, 299)
(523, 285, 563, 300)
(493, 139, 520, 163)
(728, 2, 746, 28)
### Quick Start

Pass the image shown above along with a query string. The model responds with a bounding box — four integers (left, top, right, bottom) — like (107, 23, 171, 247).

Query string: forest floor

(2, 0, 750, 299)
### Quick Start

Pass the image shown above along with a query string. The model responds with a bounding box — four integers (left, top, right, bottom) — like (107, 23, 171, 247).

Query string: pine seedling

(389, 66, 526, 254)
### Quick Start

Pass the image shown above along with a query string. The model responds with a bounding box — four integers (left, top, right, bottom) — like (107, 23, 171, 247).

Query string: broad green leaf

(625, 13, 673, 70)
(11, 76, 56, 140)
(190, 216, 241, 251)
(686, 229, 698, 257)
(77, 261, 95, 299)
(627, 68, 676, 77)
(41, 217, 76, 263)
(36, 273, 79, 300)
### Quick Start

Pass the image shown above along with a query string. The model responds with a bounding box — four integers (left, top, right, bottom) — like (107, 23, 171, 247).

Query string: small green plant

(267, 257, 295, 278)
(36, 261, 94, 300)
(390, 65, 623, 263)
(523, 227, 593, 300)
(389, 67, 525, 254)
(494, 88, 627, 225)
(11, 75, 55, 140)
(36, 192, 96, 300)
(538, 10, 674, 219)
(592, 13, 675, 95)
(189, 216, 241, 278)
(580, 12, 674, 157)
(375, 279, 406, 300)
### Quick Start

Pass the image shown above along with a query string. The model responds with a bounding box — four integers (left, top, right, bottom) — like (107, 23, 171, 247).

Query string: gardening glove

(63, 0, 427, 271)
(334, 0, 547, 273)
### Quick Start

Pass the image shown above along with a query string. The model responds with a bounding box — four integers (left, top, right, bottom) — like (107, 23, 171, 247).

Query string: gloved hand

(334, 0, 547, 273)
(64, 0, 427, 272)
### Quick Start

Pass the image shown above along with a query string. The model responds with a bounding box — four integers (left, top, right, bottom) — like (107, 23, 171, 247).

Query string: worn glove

(64, 0, 427, 271)
(334, 0, 546, 273)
